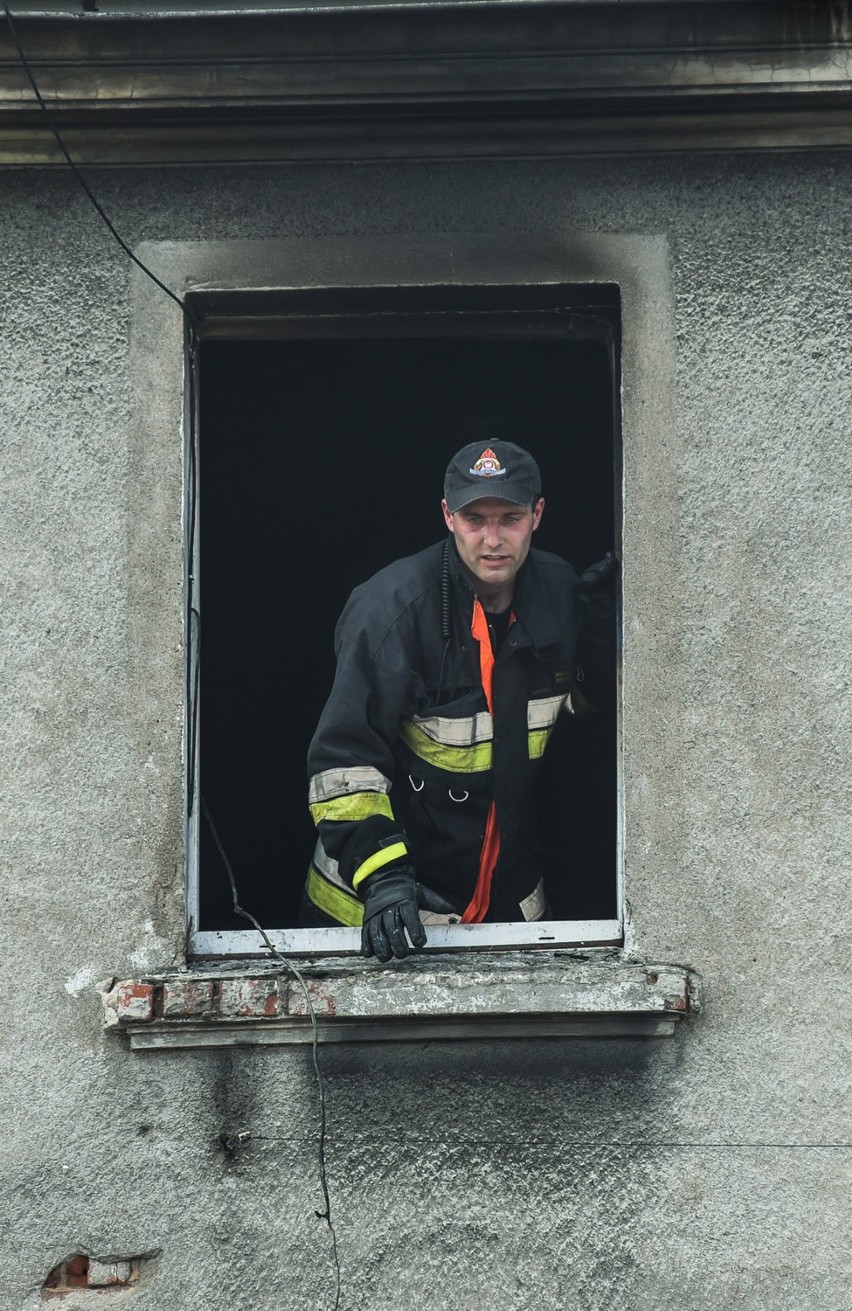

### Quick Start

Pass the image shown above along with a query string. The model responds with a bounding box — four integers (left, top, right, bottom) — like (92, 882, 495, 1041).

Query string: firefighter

(299, 440, 617, 961)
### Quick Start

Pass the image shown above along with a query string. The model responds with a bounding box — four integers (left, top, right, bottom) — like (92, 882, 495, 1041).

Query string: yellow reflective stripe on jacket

(306, 865, 364, 926)
(528, 727, 552, 760)
(400, 719, 493, 773)
(309, 792, 394, 826)
(527, 694, 571, 760)
(352, 840, 409, 890)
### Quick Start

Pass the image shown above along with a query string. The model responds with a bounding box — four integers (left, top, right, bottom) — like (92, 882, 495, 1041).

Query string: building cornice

(1, 1, 851, 162)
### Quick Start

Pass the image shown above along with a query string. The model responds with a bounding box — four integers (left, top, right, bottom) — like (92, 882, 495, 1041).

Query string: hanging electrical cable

(2, 0, 187, 318)
(2, 7, 341, 1306)
(202, 797, 341, 1311)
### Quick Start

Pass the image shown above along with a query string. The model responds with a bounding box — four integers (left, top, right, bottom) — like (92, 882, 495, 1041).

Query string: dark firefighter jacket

(304, 536, 615, 927)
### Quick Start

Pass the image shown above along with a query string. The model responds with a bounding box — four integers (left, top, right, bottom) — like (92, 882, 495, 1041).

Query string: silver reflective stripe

(408, 710, 493, 746)
(312, 838, 348, 890)
(519, 879, 547, 922)
(309, 765, 392, 805)
(527, 694, 572, 731)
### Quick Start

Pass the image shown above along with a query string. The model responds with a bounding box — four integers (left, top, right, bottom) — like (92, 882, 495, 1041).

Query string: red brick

(115, 982, 155, 1023)
(65, 1255, 89, 1287)
(219, 977, 282, 1019)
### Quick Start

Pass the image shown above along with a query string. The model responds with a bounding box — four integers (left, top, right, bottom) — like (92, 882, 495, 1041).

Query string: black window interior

(196, 288, 620, 934)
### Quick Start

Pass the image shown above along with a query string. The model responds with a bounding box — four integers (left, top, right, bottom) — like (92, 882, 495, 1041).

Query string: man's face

(441, 495, 545, 598)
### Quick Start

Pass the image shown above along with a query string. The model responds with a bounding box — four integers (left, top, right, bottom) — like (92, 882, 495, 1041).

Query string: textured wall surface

(1, 152, 850, 1310)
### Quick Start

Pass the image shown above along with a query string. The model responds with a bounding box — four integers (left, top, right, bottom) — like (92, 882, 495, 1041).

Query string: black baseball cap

(443, 441, 541, 513)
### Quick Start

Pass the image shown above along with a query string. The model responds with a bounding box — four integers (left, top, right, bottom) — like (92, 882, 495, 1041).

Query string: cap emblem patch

(469, 447, 507, 479)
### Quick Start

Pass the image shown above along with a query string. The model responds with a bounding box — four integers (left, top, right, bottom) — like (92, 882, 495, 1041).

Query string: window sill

(101, 952, 700, 1048)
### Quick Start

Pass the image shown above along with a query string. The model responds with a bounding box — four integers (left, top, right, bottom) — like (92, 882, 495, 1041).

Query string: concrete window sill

(102, 952, 700, 1048)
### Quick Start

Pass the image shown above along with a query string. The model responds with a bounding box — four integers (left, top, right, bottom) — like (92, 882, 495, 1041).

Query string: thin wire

(2, 0, 188, 320)
(202, 795, 342, 1311)
(2, 11, 339, 1304)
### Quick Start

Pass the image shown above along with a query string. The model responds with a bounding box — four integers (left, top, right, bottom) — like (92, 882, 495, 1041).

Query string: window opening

(190, 286, 621, 955)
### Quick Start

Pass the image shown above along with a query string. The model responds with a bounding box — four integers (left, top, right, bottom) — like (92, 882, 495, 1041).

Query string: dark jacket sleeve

(307, 589, 422, 891)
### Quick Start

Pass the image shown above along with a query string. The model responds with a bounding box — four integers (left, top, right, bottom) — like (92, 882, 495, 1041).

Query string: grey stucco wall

(1, 152, 850, 1309)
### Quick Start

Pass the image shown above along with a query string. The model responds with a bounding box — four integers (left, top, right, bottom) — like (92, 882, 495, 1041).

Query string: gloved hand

(577, 550, 619, 591)
(360, 866, 424, 962)
(359, 867, 458, 962)
(576, 550, 619, 631)
(574, 550, 619, 713)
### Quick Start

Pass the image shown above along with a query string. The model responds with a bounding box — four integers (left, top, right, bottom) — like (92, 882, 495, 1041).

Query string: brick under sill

(101, 952, 700, 1048)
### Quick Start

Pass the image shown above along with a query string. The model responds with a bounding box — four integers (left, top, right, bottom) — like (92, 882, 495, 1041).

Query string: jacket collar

(445, 535, 562, 653)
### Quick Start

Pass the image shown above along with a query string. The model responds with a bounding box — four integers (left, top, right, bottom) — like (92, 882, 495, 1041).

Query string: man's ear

(441, 498, 455, 533)
(532, 496, 545, 531)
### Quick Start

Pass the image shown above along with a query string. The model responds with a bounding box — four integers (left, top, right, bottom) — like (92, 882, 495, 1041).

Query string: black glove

(577, 550, 619, 592)
(360, 866, 424, 962)
(576, 550, 619, 630)
(359, 867, 458, 962)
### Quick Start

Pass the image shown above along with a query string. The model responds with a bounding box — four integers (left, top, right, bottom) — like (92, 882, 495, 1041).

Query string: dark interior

(197, 324, 619, 933)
